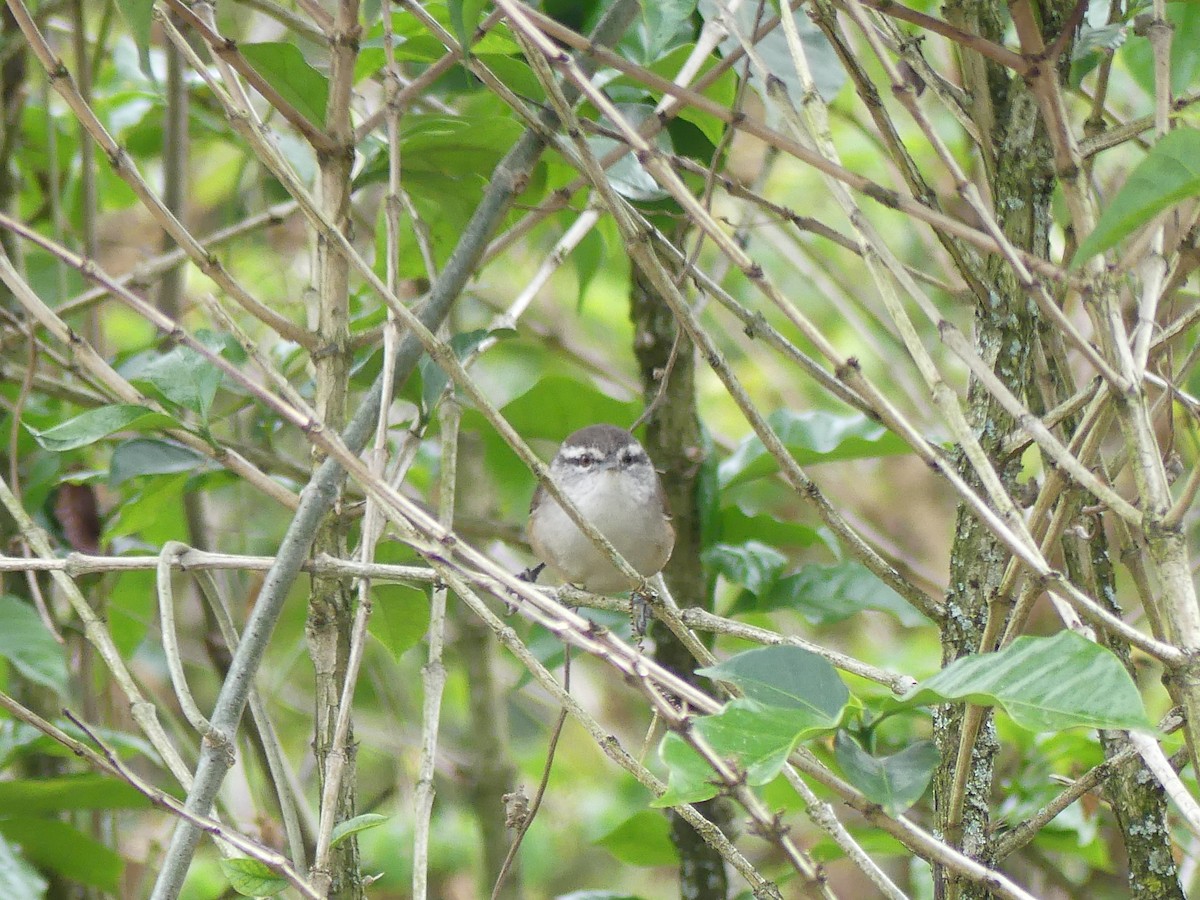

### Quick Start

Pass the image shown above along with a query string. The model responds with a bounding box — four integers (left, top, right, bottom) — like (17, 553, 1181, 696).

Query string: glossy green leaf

(239, 42, 329, 127)
(756, 561, 928, 627)
(697, 645, 849, 716)
(109, 438, 207, 486)
(702, 541, 787, 596)
(220, 857, 289, 898)
(331, 813, 389, 847)
(0, 819, 121, 892)
(834, 733, 938, 816)
(1073, 127, 1200, 264)
(594, 810, 678, 866)
(0, 773, 150, 814)
(653, 731, 720, 807)
(903, 632, 1152, 732)
(0, 595, 68, 695)
(719, 410, 908, 486)
(26, 405, 178, 452)
(133, 345, 223, 420)
(0, 832, 46, 900)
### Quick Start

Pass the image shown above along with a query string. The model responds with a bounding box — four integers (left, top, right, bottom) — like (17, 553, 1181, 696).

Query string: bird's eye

(619, 447, 644, 466)
(576, 453, 597, 467)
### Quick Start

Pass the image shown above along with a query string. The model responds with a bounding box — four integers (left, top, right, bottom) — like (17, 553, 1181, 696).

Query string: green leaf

(696, 698, 835, 784)
(756, 561, 928, 627)
(903, 632, 1152, 732)
(0, 818, 122, 892)
(699, 0, 844, 107)
(501, 376, 641, 440)
(555, 892, 644, 900)
(0, 720, 160, 771)
(105, 472, 189, 540)
(26, 405, 178, 452)
(400, 114, 525, 178)
(113, 0, 154, 63)
(330, 813, 389, 847)
(448, 0, 489, 53)
(719, 410, 908, 486)
(219, 857, 289, 898)
(594, 810, 678, 866)
(368, 584, 431, 660)
(656, 660, 848, 807)
(109, 438, 207, 486)
(696, 645, 849, 717)
(834, 733, 938, 816)
(0, 832, 47, 900)
(642, 0, 697, 57)
(419, 328, 496, 412)
(702, 541, 787, 596)
(716, 504, 828, 551)
(653, 732, 720, 807)
(1073, 127, 1200, 265)
(133, 345, 223, 421)
(0, 595, 68, 695)
(1124, 2, 1200, 98)
(586, 104, 672, 201)
(571, 225, 606, 300)
(239, 42, 329, 127)
(0, 773, 150, 814)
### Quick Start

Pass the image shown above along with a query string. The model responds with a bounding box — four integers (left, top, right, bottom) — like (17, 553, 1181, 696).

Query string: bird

(526, 424, 675, 592)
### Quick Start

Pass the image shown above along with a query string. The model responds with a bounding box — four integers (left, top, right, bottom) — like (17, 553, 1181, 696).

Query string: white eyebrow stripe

(559, 445, 602, 460)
